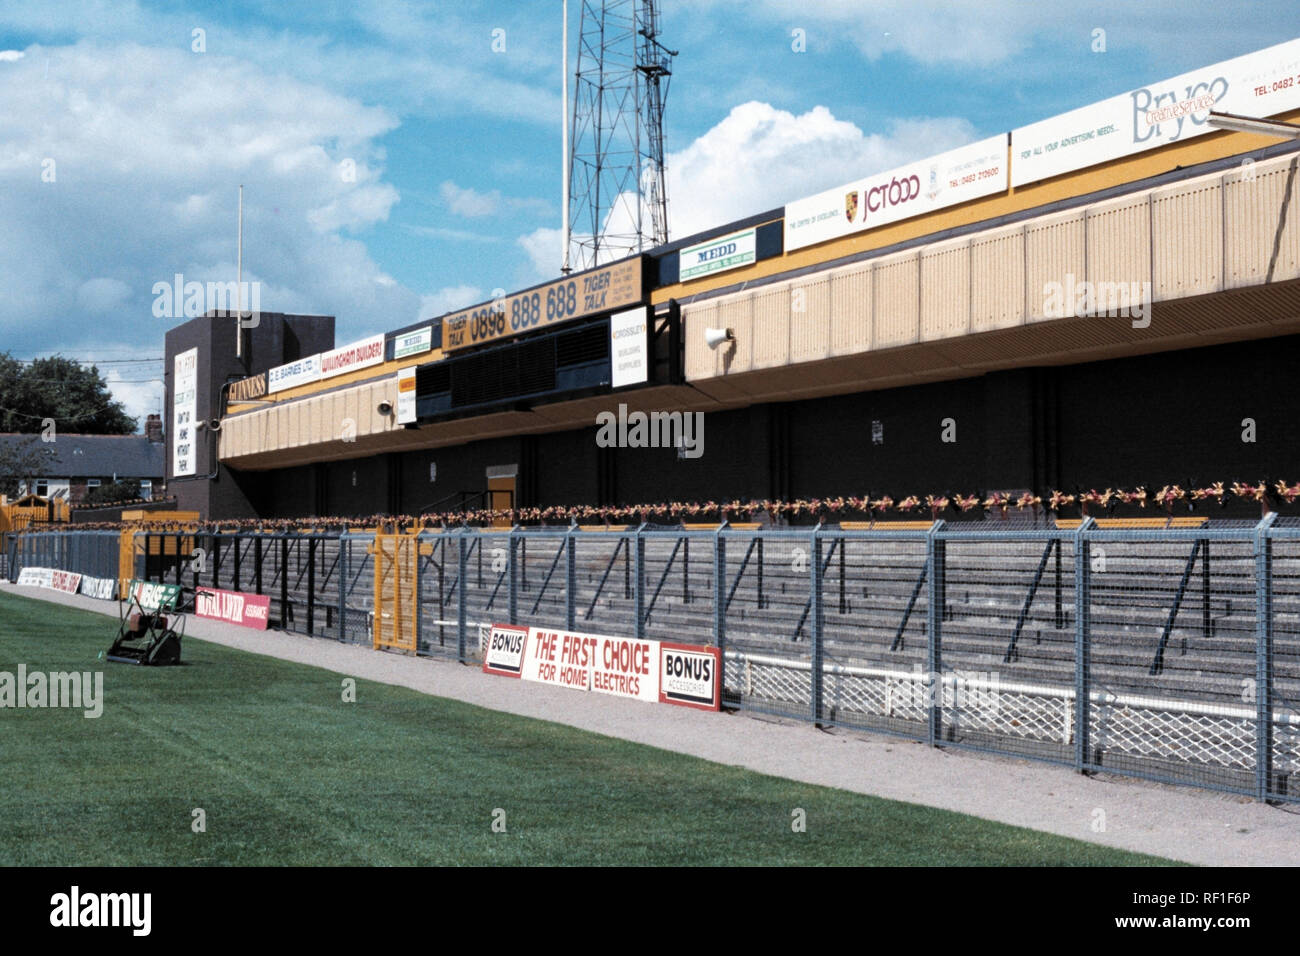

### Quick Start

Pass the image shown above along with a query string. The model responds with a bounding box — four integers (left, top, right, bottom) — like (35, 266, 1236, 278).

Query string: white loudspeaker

(704, 327, 735, 350)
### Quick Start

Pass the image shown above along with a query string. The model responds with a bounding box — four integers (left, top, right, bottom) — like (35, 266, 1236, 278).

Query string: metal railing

(8, 516, 1300, 803)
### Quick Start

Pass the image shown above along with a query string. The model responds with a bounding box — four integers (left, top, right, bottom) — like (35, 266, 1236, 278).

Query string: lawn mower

(104, 579, 186, 666)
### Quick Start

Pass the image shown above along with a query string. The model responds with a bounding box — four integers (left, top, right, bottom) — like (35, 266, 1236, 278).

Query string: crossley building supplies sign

(1012, 37, 1300, 187)
(483, 623, 721, 710)
(609, 307, 649, 389)
(785, 134, 1008, 252)
(443, 257, 645, 353)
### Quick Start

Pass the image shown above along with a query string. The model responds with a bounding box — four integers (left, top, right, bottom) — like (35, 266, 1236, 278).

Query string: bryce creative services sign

(1011, 37, 1300, 186)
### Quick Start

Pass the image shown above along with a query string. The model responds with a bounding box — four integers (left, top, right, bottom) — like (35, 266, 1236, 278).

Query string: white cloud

(660, 101, 977, 241)
(441, 181, 500, 218)
(76, 277, 132, 314)
(419, 285, 484, 320)
(101, 366, 163, 429)
(521, 102, 980, 274)
(403, 224, 504, 244)
(700, 0, 1283, 69)
(516, 227, 583, 281)
(0, 50, 24, 61)
(0, 41, 416, 357)
(440, 179, 553, 220)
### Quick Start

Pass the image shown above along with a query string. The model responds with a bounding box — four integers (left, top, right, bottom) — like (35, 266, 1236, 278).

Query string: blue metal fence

(7, 516, 1300, 803)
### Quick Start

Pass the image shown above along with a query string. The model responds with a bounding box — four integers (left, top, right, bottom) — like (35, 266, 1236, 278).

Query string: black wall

(223, 333, 1300, 519)
(163, 311, 334, 519)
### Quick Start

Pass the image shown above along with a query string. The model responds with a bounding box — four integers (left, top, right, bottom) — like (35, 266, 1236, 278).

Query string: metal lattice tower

(567, 0, 676, 270)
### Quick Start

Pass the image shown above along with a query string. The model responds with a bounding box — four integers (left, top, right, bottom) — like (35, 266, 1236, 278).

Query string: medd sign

(679, 227, 757, 282)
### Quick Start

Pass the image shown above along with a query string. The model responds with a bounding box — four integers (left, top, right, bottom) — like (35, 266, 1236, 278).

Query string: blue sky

(0, 1, 1296, 424)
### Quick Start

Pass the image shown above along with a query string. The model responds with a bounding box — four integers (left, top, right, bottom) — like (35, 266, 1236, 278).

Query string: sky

(0, 0, 1296, 427)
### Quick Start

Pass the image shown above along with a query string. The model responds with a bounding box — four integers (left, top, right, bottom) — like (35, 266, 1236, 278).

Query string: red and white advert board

(483, 623, 529, 677)
(194, 587, 270, 630)
(49, 570, 83, 594)
(483, 624, 720, 711)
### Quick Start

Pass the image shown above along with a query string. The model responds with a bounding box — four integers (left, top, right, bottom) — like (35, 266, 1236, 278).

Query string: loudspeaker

(704, 327, 734, 350)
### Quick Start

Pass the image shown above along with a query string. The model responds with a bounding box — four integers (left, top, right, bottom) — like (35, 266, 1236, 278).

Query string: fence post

(508, 527, 519, 626)
(254, 536, 263, 595)
(306, 536, 317, 635)
(714, 526, 726, 655)
(1074, 517, 1095, 773)
(634, 524, 646, 641)
(1255, 512, 1278, 801)
(925, 520, 947, 746)
(457, 529, 469, 662)
(337, 535, 348, 642)
(279, 537, 289, 627)
(566, 523, 577, 631)
(810, 527, 825, 726)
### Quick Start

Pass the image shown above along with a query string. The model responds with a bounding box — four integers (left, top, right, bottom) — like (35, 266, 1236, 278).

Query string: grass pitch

(0, 589, 1172, 866)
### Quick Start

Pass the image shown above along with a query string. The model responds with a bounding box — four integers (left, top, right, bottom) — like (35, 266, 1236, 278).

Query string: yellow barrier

(1056, 516, 1209, 529)
(839, 520, 936, 530)
(0, 495, 70, 531)
(369, 531, 431, 652)
(116, 511, 201, 595)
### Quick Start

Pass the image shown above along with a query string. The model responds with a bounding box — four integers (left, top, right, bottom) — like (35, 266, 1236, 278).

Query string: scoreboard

(442, 256, 645, 353)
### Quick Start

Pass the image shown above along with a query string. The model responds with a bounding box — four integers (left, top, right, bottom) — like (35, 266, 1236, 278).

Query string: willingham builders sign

(266, 332, 386, 394)
(482, 623, 720, 711)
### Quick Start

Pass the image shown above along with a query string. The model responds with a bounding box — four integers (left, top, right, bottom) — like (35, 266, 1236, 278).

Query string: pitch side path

(6, 582, 1297, 869)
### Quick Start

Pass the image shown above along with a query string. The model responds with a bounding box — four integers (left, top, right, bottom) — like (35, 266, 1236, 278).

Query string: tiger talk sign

(482, 624, 720, 711)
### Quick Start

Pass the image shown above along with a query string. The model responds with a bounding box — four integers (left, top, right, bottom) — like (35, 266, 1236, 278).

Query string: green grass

(0, 588, 1174, 865)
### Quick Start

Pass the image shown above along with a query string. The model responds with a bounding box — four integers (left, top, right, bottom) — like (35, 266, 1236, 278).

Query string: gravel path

(7, 581, 1299, 866)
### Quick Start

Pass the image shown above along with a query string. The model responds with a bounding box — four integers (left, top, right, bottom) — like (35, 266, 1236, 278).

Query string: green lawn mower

(105, 579, 186, 666)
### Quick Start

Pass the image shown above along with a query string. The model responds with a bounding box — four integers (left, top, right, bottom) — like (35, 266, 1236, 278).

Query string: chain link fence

(8, 516, 1300, 802)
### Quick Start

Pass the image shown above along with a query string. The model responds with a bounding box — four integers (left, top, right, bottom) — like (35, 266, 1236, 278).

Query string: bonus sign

(483, 623, 529, 677)
(659, 642, 721, 711)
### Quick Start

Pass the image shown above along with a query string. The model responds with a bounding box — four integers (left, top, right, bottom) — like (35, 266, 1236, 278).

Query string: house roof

(0, 434, 165, 479)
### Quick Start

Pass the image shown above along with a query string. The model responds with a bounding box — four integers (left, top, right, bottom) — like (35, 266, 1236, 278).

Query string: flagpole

(236, 184, 244, 359)
(561, 0, 571, 274)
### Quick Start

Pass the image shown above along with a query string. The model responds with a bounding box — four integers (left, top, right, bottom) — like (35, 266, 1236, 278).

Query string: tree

(0, 436, 50, 498)
(0, 352, 137, 434)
